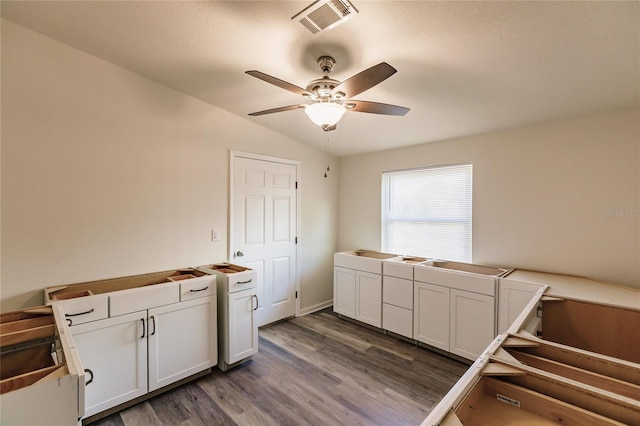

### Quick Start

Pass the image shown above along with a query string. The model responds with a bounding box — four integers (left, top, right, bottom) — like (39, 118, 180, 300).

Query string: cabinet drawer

(180, 276, 216, 301)
(383, 303, 413, 338)
(110, 283, 179, 317)
(382, 261, 414, 280)
(382, 276, 413, 309)
(57, 295, 108, 326)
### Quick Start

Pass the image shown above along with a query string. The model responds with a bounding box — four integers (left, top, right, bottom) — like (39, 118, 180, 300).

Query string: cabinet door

(228, 290, 258, 365)
(450, 289, 495, 361)
(355, 271, 382, 328)
(414, 282, 450, 351)
(498, 280, 543, 334)
(71, 311, 147, 418)
(334, 266, 356, 318)
(148, 296, 217, 392)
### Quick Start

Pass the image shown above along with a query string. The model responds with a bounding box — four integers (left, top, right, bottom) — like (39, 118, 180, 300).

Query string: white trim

(298, 299, 333, 317)
(229, 150, 301, 319)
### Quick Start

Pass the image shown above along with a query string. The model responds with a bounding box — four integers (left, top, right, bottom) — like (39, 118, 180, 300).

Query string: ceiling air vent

(292, 0, 359, 35)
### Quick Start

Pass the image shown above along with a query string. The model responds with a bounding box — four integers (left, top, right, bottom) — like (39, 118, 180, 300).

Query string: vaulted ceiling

(2, 1, 638, 156)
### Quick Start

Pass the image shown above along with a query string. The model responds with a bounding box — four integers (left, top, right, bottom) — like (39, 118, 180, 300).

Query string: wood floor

(91, 310, 468, 426)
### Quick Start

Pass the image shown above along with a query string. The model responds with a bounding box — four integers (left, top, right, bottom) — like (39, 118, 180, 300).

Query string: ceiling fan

(246, 56, 410, 131)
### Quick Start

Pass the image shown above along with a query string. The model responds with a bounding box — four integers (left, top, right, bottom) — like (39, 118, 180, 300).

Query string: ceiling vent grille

(292, 0, 359, 35)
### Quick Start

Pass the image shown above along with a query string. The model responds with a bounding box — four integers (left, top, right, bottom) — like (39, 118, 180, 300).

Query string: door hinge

(295, 291, 298, 299)
(295, 237, 298, 244)
(295, 181, 298, 189)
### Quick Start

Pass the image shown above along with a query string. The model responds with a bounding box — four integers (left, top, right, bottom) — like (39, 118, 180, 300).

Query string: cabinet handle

(235, 279, 252, 285)
(235, 251, 244, 257)
(252, 294, 259, 311)
(189, 286, 209, 293)
(150, 315, 156, 336)
(65, 308, 95, 317)
(141, 318, 146, 338)
(84, 368, 94, 386)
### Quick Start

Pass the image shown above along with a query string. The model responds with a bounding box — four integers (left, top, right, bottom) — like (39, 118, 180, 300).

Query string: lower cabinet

(414, 281, 496, 361)
(148, 296, 217, 391)
(72, 296, 217, 418)
(71, 311, 147, 418)
(225, 290, 258, 365)
(498, 279, 544, 334)
(333, 266, 382, 328)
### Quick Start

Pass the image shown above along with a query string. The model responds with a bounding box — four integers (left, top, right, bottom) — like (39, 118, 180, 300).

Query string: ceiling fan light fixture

(305, 102, 346, 127)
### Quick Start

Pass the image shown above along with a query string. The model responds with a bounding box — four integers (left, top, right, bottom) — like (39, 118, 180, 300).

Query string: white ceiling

(2, 1, 638, 157)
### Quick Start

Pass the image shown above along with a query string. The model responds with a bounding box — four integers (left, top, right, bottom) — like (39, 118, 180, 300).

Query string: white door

(228, 290, 259, 364)
(414, 281, 450, 351)
(450, 289, 495, 361)
(355, 271, 382, 327)
(333, 266, 356, 318)
(231, 154, 298, 327)
(71, 311, 147, 418)
(148, 296, 217, 392)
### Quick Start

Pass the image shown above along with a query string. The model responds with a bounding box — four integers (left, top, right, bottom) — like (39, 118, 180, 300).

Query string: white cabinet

(498, 279, 544, 334)
(355, 271, 382, 328)
(226, 290, 258, 365)
(414, 279, 497, 361)
(148, 296, 217, 392)
(449, 289, 495, 360)
(382, 275, 414, 338)
(71, 311, 147, 418)
(414, 281, 450, 350)
(334, 266, 356, 317)
(334, 266, 382, 327)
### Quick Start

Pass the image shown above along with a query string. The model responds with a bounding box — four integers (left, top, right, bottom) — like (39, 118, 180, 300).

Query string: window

(381, 163, 472, 262)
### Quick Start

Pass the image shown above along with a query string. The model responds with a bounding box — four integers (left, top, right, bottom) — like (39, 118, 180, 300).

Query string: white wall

(339, 109, 640, 289)
(0, 20, 338, 311)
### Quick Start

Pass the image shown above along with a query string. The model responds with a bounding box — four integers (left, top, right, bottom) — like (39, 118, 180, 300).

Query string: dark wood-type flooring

(92, 309, 468, 426)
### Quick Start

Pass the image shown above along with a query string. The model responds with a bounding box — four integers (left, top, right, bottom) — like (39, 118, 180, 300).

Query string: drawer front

(109, 283, 179, 317)
(383, 261, 414, 280)
(58, 295, 108, 326)
(226, 270, 257, 293)
(383, 304, 413, 338)
(180, 276, 216, 301)
(414, 266, 496, 296)
(383, 276, 413, 309)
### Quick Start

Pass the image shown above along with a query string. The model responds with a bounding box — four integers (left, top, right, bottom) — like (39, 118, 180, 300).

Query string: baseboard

(298, 299, 333, 316)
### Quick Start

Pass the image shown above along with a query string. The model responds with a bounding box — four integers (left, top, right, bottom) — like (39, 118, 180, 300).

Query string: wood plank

(508, 349, 640, 400)
(0, 324, 55, 346)
(503, 336, 541, 348)
(482, 362, 526, 377)
(0, 315, 55, 335)
(541, 299, 640, 364)
(0, 364, 60, 394)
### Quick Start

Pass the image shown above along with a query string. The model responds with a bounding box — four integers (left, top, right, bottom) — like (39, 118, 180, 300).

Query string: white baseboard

(298, 299, 333, 316)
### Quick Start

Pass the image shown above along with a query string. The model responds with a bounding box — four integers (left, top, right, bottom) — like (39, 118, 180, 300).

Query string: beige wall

(0, 20, 338, 311)
(339, 109, 640, 289)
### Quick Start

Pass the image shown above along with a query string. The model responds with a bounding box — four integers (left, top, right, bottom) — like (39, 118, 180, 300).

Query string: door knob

(235, 251, 244, 257)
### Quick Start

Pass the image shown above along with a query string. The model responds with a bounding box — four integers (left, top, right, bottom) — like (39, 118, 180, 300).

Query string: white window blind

(381, 163, 472, 262)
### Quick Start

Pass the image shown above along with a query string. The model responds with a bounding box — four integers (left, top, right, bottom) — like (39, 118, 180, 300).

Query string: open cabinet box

(0, 305, 85, 425)
(425, 290, 640, 425)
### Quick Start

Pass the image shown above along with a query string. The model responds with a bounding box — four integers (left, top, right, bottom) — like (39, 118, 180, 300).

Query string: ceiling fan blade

(345, 100, 409, 116)
(331, 62, 397, 99)
(248, 104, 307, 116)
(246, 71, 315, 98)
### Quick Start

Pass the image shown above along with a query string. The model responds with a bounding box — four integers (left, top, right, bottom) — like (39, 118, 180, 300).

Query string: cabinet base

(218, 355, 253, 372)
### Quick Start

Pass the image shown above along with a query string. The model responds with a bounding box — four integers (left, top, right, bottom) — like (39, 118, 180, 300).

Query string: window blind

(381, 163, 472, 262)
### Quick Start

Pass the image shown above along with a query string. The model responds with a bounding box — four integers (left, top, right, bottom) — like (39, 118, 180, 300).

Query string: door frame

(229, 150, 301, 319)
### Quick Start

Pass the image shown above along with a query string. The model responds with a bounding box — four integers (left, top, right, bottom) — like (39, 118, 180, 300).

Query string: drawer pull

(84, 368, 94, 386)
(235, 279, 253, 286)
(150, 315, 156, 336)
(189, 286, 209, 293)
(66, 318, 73, 326)
(141, 318, 146, 339)
(65, 308, 95, 317)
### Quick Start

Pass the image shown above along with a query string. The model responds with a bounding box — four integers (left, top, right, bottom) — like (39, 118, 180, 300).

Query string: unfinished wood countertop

(503, 269, 640, 310)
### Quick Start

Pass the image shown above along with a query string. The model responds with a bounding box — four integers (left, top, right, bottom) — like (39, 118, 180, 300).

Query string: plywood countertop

(504, 269, 640, 310)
